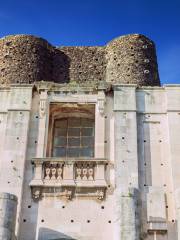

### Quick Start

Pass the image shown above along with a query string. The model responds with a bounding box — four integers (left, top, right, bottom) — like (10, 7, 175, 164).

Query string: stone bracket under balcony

(29, 157, 108, 201)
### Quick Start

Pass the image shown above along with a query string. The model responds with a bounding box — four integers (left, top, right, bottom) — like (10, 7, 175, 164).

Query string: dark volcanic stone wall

(0, 35, 53, 84)
(55, 46, 106, 83)
(0, 33, 160, 86)
(106, 34, 160, 86)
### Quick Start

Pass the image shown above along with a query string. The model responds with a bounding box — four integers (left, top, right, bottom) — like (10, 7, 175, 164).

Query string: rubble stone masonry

(0, 34, 160, 86)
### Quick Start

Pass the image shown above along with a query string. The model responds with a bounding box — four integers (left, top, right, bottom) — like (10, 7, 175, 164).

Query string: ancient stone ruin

(0, 34, 160, 86)
(0, 34, 180, 240)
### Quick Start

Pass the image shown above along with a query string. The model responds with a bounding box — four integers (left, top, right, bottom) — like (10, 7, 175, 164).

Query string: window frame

(52, 116, 95, 158)
(47, 104, 95, 158)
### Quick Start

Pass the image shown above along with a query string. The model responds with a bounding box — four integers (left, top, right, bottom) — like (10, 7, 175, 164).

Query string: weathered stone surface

(106, 34, 160, 86)
(0, 35, 53, 84)
(0, 192, 17, 240)
(56, 46, 106, 84)
(0, 83, 180, 240)
(0, 33, 160, 86)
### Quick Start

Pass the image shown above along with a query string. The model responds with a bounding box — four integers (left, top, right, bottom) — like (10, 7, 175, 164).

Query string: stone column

(0, 192, 17, 240)
(113, 84, 140, 240)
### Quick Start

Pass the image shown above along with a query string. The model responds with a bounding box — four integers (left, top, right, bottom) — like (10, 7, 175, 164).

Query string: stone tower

(106, 34, 160, 85)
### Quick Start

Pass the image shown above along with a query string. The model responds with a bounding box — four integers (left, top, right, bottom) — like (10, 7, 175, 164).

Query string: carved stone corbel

(39, 90, 48, 119)
(32, 187, 42, 200)
(96, 189, 105, 200)
(61, 189, 72, 200)
(97, 91, 106, 116)
(39, 99, 46, 118)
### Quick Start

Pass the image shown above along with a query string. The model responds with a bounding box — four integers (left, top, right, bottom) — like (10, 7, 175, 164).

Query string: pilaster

(36, 90, 49, 158)
(0, 85, 33, 237)
(165, 85, 180, 240)
(113, 84, 139, 240)
(95, 91, 105, 158)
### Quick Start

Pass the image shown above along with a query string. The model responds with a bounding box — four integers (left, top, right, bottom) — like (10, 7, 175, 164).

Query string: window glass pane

(81, 118, 94, 127)
(81, 128, 94, 136)
(80, 148, 94, 157)
(54, 128, 67, 136)
(81, 137, 94, 147)
(67, 148, 80, 157)
(68, 118, 81, 127)
(53, 147, 66, 157)
(68, 138, 80, 146)
(68, 128, 80, 136)
(54, 137, 67, 146)
(52, 117, 95, 158)
(55, 119, 67, 128)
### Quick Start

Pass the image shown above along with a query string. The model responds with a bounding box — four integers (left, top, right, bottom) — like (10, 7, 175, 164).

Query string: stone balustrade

(44, 163, 64, 181)
(29, 158, 108, 200)
(75, 162, 94, 181)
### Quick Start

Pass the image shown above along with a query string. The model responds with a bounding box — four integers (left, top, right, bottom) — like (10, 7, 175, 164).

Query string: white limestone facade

(0, 82, 180, 240)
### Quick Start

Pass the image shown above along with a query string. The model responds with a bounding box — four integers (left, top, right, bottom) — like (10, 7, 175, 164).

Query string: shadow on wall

(38, 227, 77, 240)
(53, 49, 71, 84)
(0, 35, 72, 84)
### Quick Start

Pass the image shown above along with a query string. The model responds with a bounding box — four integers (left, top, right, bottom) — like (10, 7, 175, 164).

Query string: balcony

(29, 158, 108, 200)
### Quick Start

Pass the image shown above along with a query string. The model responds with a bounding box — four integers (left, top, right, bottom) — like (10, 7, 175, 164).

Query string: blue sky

(0, 0, 179, 84)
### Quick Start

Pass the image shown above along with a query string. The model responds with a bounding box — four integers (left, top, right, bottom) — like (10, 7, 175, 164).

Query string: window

(52, 117, 94, 158)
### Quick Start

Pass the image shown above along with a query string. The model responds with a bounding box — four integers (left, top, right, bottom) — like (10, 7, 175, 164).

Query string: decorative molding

(32, 187, 41, 200)
(97, 91, 106, 115)
(38, 90, 48, 119)
(30, 158, 108, 201)
(39, 99, 46, 118)
(96, 190, 105, 200)
(74, 189, 105, 200)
